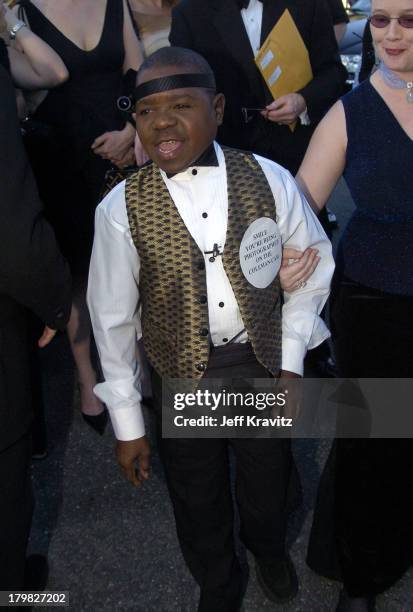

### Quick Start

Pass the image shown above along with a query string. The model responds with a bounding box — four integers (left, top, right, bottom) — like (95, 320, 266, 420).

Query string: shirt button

(209, 257, 215, 263)
(219, 302, 224, 308)
(199, 328, 209, 337)
(223, 337, 228, 343)
(198, 261, 205, 270)
(192, 169, 198, 176)
(199, 295, 207, 304)
(197, 363, 206, 372)
(202, 212, 208, 219)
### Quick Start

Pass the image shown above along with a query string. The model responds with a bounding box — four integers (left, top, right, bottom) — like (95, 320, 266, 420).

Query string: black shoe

(336, 589, 376, 612)
(255, 554, 298, 603)
(24, 554, 48, 590)
(82, 409, 108, 435)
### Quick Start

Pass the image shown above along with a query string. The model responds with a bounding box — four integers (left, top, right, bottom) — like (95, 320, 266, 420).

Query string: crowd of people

(0, 0, 412, 611)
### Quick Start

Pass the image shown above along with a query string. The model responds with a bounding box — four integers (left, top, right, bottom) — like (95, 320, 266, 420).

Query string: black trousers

(0, 433, 33, 590)
(152, 344, 296, 612)
(308, 278, 413, 596)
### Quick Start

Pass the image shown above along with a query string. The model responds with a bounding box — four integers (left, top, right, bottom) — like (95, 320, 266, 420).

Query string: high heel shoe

(82, 409, 108, 435)
(78, 381, 108, 435)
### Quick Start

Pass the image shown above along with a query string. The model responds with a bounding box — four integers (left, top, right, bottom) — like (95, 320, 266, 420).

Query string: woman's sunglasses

(369, 14, 413, 29)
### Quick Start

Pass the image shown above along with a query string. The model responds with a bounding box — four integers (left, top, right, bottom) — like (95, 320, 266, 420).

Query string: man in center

(88, 47, 334, 611)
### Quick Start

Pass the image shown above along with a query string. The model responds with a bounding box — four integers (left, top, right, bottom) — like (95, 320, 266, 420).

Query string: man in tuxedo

(0, 61, 71, 590)
(170, 0, 347, 175)
(170, 0, 345, 379)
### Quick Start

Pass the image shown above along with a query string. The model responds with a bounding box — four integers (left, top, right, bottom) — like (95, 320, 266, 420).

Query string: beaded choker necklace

(379, 62, 413, 103)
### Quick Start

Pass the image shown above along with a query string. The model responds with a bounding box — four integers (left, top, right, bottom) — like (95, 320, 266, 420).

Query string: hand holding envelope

(255, 9, 313, 131)
(261, 93, 307, 126)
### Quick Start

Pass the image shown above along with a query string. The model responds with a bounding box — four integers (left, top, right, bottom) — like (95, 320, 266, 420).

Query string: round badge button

(239, 217, 281, 288)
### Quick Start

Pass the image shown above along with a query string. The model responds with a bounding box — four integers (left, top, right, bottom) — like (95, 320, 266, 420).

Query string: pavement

(27, 181, 413, 611)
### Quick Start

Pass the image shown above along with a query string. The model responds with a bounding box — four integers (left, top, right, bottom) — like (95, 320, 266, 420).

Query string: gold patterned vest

(125, 147, 282, 379)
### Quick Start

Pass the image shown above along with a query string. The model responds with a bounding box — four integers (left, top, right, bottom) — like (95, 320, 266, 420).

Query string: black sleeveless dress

(21, 0, 126, 273)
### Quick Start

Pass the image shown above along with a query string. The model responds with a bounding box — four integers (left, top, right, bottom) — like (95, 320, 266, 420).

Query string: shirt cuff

(93, 379, 145, 440)
(281, 320, 331, 376)
(281, 337, 307, 376)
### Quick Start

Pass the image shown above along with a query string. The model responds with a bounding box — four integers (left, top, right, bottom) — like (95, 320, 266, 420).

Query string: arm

(122, 0, 144, 73)
(87, 183, 144, 441)
(3, 1, 68, 89)
(91, 0, 144, 166)
(87, 184, 150, 484)
(0, 65, 71, 329)
(258, 157, 335, 376)
(278, 101, 346, 291)
(296, 100, 347, 212)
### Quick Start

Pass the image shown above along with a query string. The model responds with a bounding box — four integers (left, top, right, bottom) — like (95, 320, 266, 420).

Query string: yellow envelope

(255, 9, 313, 131)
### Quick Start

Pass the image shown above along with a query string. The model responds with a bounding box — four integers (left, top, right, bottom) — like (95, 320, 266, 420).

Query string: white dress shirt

(240, 0, 264, 57)
(87, 143, 334, 441)
(241, 0, 310, 125)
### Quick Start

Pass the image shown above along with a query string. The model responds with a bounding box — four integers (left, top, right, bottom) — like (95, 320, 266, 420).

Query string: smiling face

(371, 0, 413, 76)
(135, 65, 225, 175)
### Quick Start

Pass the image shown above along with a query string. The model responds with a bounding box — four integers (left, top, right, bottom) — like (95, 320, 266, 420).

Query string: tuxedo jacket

(170, 0, 347, 173)
(0, 64, 71, 451)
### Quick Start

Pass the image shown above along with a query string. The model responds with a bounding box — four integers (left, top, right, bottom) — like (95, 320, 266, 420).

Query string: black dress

(21, 0, 126, 274)
(307, 81, 413, 598)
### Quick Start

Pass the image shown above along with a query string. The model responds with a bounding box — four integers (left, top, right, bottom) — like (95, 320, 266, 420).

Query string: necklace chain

(379, 62, 413, 103)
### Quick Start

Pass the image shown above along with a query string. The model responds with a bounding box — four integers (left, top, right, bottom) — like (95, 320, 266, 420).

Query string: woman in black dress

(19, 0, 143, 427)
(295, 0, 413, 609)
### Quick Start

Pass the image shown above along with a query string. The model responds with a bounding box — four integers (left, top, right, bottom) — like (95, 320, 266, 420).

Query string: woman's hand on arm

(4, 2, 68, 89)
(91, 122, 136, 165)
(279, 247, 320, 292)
(296, 100, 347, 213)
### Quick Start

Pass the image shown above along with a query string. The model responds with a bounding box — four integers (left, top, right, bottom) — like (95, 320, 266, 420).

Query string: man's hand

(91, 123, 136, 165)
(279, 369, 301, 380)
(280, 247, 320, 292)
(116, 436, 151, 487)
(262, 93, 306, 125)
(38, 325, 57, 348)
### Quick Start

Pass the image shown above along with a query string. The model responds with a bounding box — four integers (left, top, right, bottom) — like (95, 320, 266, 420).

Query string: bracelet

(9, 21, 26, 40)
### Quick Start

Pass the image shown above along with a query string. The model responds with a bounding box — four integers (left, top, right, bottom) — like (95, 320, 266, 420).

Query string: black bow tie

(166, 143, 218, 179)
(236, 0, 264, 9)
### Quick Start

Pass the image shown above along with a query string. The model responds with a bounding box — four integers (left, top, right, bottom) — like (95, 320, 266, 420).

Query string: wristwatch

(9, 20, 26, 39)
